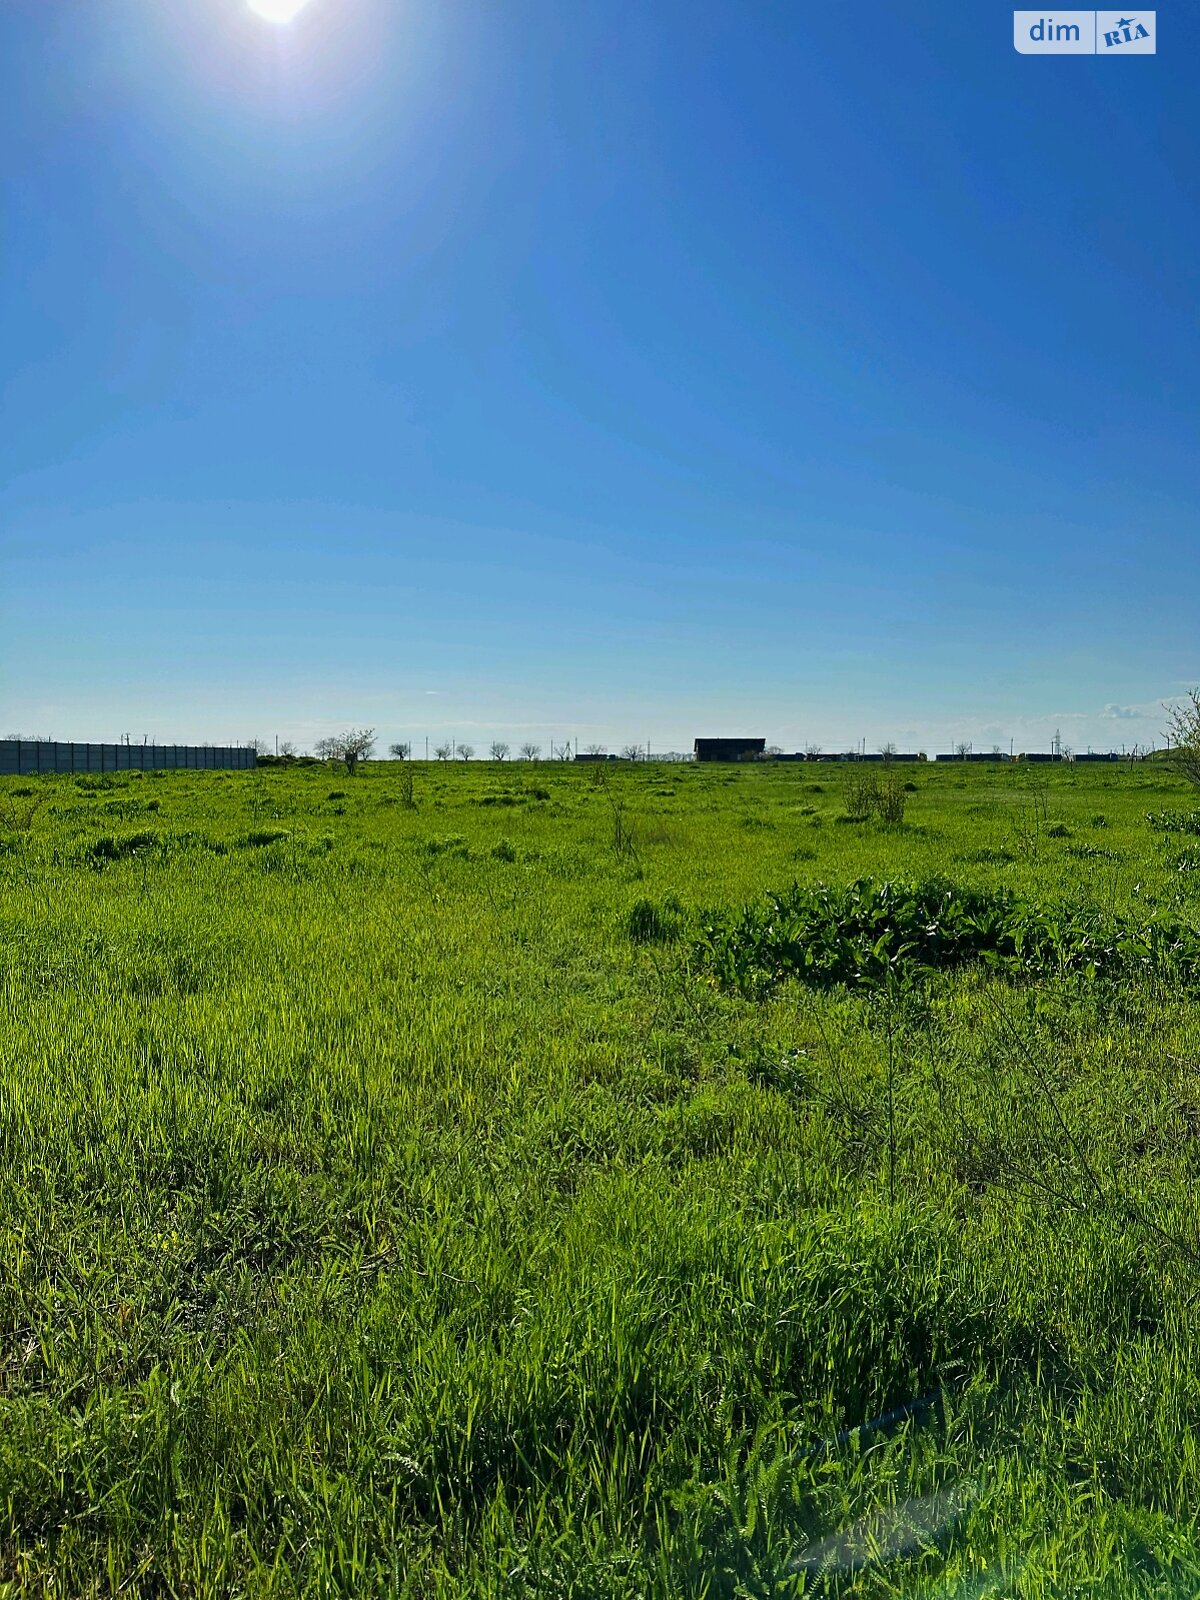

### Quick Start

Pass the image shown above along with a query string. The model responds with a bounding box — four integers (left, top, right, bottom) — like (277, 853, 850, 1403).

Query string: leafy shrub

(695, 876, 1200, 997)
(239, 829, 291, 848)
(491, 838, 518, 862)
(1046, 822, 1071, 838)
(1147, 811, 1200, 835)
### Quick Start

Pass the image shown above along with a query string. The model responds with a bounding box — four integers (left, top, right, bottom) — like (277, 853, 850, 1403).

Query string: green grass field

(5, 756, 1200, 1597)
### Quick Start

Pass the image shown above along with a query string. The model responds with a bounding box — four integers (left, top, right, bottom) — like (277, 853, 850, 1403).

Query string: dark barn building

(694, 737, 767, 763)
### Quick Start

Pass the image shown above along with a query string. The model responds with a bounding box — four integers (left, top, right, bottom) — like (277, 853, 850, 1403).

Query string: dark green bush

(1148, 811, 1200, 835)
(696, 876, 1200, 997)
(89, 830, 162, 862)
(425, 835, 470, 858)
(627, 896, 684, 945)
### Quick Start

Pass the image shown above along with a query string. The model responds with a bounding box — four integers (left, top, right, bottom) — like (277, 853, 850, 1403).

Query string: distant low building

(693, 737, 767, 763)
(935, 752, 1010, 762)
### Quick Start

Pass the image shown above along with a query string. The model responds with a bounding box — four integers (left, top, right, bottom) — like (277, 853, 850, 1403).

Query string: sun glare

(247, 0, 313, 23)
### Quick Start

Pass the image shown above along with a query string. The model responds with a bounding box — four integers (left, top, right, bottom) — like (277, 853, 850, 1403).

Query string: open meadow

(5, 756, 1200, 1597)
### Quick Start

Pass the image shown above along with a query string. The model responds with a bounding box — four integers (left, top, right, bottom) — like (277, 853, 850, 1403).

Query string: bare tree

(279, 740, 297, 758)
(1166, 690, 1200, 786)
(248, 737, 271, 757)
(620, 745, 642, 761)
(314, 728, 376, 775)
(553, 743, 573, 761)
(434, 744, 452, 761)
(490, 741, 510, 761)
(805, 743, 822, 758)
(955, 741, 972, 760)
(879, 741, 897, 762)
(519, 743, 541, 761)
(457, 744, 474, 761)
(389, 742, 411, 760)
(584, 743, 606, 756)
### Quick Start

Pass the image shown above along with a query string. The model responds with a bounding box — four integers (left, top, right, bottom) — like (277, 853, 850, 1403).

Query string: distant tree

(553, 743, 574, 761)
(434, 744, 452, 761)
(584, 743, 606, 756)
(1166, 690, 1200, 786)
(519, 743, 541, 761)
(248, 737, 271, 757)
(457, 744, 474, 761)
(764, 745, 783, 757)
(490, 741, 510, 761)
(389, 742, 412, 760)
(805, 743, 822, 758)
(879, 742, 897, 762)
(991, 743, 1004, 757)
(279, 740, 297, 758)
(621, 745, 642, 761)
(955, 741, 972, 760)
(314, 727, 376, 775)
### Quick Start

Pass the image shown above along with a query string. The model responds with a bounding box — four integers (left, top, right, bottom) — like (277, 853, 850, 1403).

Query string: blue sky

(2, 0, 1194, 754)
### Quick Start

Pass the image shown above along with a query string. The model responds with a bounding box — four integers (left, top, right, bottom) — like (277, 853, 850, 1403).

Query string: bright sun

(247, 0, 313, 23)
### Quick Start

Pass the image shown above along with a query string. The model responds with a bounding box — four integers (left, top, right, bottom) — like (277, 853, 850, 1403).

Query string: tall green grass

(2, 759, 1200, 1595)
